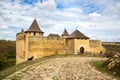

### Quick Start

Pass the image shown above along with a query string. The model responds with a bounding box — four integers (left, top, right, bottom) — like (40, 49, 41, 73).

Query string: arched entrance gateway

(80, 47, 84, 54)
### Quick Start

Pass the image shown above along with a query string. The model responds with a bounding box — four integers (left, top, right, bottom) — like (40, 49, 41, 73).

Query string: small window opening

(34, 32, 36, 35)
(100, 51, 102, 55)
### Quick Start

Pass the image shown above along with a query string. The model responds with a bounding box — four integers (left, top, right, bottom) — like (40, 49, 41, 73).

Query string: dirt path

(4, 57, 117, 80)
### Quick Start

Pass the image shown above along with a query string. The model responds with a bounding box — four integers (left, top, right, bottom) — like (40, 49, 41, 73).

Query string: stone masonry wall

(16, 33, 105, 64)
(89, 40, 105, 55)
(16, 33, 26, 64)
(65, 39, 74, 54)
(74, 39, 89, 54)
(27, 36, 66, 59)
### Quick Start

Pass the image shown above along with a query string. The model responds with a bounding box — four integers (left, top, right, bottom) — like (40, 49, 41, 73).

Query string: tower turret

(25, 19, 44, 37)
(61, 28, 69, 37)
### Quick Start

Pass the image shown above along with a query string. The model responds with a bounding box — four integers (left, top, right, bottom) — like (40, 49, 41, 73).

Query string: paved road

(4, 57, 117, 80)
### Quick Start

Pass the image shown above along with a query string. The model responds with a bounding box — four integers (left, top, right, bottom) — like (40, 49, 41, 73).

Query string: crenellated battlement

(89, 40, 101, 44)
(28, 36, 64, 41)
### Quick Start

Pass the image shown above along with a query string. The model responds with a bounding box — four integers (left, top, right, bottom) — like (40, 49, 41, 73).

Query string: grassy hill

(103, 45, 120, 57)
(0, 40, 16, 71)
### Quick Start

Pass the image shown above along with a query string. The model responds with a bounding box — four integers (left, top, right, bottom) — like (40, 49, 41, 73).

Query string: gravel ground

(3, 57, 117, 80)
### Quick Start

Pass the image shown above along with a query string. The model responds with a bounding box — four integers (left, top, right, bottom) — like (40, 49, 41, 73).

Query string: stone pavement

(4, 57, 117, 80)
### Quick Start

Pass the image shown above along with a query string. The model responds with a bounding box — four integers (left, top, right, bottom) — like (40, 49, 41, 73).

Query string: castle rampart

(16, 19, 105, 64)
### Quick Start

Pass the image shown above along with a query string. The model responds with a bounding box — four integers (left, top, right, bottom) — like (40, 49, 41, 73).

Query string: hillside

(0, 40, 16, 54)
(103, 44, 120, 57)
(0, 40, 16, 71)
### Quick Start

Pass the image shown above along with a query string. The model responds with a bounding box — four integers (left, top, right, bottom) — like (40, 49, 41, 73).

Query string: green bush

(5, 50, 15, 59)
(0, 59, 15, 71)
(0, 60, 5, 71)
(0, 50, 16, 71)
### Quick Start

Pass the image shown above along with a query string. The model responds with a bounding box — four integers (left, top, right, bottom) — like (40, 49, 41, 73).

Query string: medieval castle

(16, 19, 105, 64)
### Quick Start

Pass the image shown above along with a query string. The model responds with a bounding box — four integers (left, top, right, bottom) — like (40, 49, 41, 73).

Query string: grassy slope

(91, 61, 120, 79)
(91, 44, 120, 78)
(0, 40, 16, 71)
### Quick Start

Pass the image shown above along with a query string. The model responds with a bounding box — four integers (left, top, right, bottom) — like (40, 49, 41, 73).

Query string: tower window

(34, 32, 36, 35)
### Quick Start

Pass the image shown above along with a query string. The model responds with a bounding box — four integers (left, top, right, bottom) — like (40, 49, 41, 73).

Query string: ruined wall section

(16, 33, 26, 64)
(89, 40, 105, 55)
(28, 36, 66, 59)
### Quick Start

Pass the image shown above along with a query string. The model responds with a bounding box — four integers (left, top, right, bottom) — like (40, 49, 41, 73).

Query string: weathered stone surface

(106, 53, 120, 70)
(4, 57, 117, 80)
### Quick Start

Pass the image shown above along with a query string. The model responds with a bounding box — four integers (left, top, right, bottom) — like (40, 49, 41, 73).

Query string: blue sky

(0, 0, 120, 42)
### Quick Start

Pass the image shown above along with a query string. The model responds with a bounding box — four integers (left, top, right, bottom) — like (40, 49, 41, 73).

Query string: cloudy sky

(0, 0, 120, 42)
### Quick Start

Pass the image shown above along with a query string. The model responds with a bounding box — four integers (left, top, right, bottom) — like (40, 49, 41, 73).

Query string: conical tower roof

(61, 28, 69, 36)
(69, 29, 89, 39)
(21, 28, 24, 33)
(25, 19, 44, 33)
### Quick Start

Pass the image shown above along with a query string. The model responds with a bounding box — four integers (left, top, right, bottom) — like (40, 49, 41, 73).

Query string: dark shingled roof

(25, 19, 44, 33)
(21, 29, 24, 33)
(61, 28, 69, 36)
(69, 29, 89, 39)
(48, 34, 60, 38)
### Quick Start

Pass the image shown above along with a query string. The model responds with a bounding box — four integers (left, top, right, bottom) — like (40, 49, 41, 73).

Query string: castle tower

(25, 19, 44, 36)
(61, 28, 69, 37)
(66, 29, 89, 54)
(24, 19, 44, 62)
(16, 29, 26, 64)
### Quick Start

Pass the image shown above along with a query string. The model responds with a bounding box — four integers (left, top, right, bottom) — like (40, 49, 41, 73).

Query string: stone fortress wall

(89, 40, 105, 55)
(16, 19, 105, 64)
(28, 36, 66, 58)
(16, 32, 26, 64)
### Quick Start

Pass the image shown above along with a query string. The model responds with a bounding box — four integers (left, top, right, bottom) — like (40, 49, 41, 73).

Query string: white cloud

(89, 12, 100, 18)
(0, 25, 9, 29)
(36, 0, 56, 11)
(0, 25, 14, 40)
(105, 2, 120, 15)
(0, 0, 120, 41)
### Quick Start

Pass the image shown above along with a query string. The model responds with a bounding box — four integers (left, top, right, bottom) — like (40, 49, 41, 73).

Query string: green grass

(90, 61, 108, 73)
(0, 40, 16, 71)
(90, 60, 120, 79)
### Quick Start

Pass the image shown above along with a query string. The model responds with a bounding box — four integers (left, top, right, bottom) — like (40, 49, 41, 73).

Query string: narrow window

(34, 32, 36, 35)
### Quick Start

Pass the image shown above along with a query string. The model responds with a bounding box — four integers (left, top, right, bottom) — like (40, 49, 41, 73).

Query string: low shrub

(5, 50, 16, 59)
